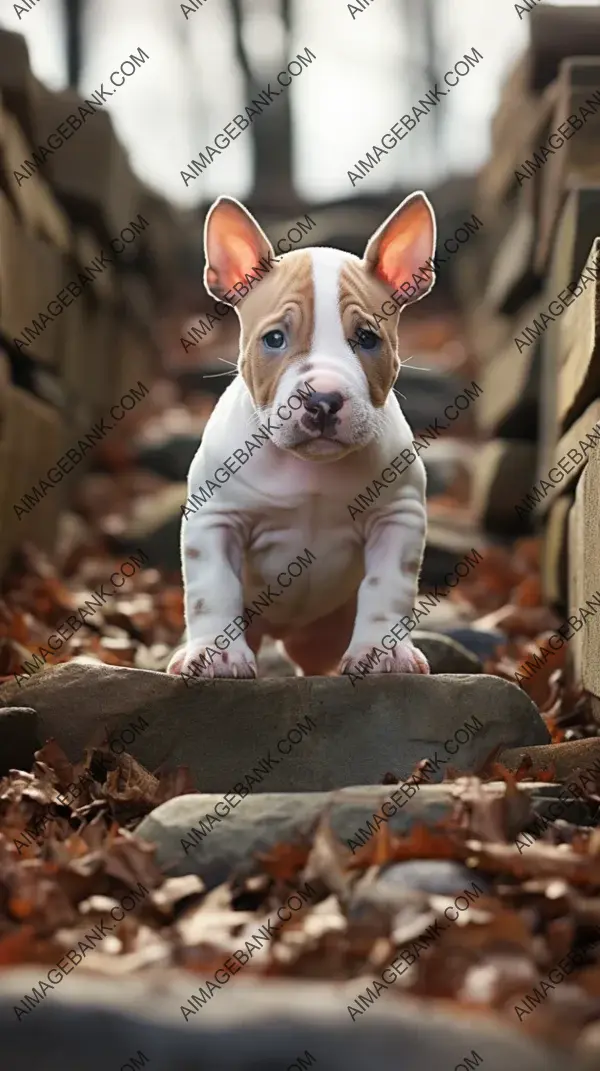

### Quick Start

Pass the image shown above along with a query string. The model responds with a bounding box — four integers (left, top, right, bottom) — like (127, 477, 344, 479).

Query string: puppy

(168, 191, 437, 680)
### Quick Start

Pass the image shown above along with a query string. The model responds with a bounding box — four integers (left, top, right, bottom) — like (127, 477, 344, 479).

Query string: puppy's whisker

(217, 357, 239, 369)
(400, 356, 432, 372)
(393, 387, 407, 401)
(203, 370, 237, 379)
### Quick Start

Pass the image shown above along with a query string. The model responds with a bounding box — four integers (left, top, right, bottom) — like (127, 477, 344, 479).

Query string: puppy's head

(203, 192, 436, 460)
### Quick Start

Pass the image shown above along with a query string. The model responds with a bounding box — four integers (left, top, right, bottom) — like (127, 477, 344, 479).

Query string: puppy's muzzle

(301, 390, 344, 434)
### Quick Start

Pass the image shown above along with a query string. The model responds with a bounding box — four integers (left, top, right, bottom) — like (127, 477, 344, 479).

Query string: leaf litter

(0, 740, 598, 1054)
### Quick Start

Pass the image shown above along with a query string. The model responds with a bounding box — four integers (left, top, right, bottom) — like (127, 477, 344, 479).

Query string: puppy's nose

(303, 391, 344, 418)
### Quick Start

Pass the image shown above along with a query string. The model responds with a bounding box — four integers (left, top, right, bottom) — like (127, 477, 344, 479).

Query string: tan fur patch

(339, 260, 399, 407)
(238, 251, 314, 409)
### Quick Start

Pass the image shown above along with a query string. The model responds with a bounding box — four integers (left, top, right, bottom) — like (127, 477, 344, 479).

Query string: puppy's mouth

(286, 421, 359, 460)
(281, 397, 345, 457)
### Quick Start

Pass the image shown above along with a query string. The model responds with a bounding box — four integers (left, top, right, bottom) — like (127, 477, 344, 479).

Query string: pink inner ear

(377, 231, 416, 288)
(228, 234, 260, 277)
(207, 206, 265, 292)
(209, 232, 258, 289)
(371, 199, 434, 291)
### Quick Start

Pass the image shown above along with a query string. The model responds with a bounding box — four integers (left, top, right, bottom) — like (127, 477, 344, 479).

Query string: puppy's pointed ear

(363, 191, 436, 306)
(203, 196, 275, 305)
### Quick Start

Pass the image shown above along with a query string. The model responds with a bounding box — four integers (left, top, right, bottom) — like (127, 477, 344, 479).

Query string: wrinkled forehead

(236, 249, 314, 336)
(236, 247, 396, 345)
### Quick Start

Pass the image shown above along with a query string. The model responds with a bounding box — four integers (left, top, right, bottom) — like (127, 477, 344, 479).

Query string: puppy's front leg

(167, 515, 257, 680)
(340, 484, 429, 677)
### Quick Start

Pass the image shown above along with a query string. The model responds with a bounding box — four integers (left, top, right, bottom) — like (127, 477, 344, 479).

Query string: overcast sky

(2, 0, 599, 207)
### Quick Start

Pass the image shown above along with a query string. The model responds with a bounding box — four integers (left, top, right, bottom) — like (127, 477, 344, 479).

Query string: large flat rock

(0, 970, 576, 1071)
(0, 665, 548, 790)
(135, 782, 584, 887)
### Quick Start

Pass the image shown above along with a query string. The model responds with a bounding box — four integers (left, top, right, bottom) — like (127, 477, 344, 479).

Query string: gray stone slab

(0, 665, 549, 792)
(442, 627, 505, 661)
(134, 782, 568, 887)
(0, 969, 577, 1071)
(347, 860, 494, 924)
(413, 630, 482, 673)
(372, 859, 493, 896)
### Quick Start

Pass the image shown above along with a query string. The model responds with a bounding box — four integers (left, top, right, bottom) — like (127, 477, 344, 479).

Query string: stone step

(569, 449, 600, 717)
(134, 781, 592, 888)
(0, 664, 548, 789)
(476, 305, 541, 440)
(500, 737, 600, 784)
(0, 970, 572, 1071)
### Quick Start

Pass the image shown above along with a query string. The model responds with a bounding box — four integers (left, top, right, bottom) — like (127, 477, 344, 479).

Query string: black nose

(303, 391, 344, 417)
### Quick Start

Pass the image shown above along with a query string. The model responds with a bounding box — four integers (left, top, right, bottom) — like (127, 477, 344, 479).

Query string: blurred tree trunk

(229, 0, 297, 213)
(63, 0, 84, 87)
(405, 0, 440, 146)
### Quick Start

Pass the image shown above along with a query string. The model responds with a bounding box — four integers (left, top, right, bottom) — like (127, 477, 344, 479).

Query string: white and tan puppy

(168, 191, 437, 680)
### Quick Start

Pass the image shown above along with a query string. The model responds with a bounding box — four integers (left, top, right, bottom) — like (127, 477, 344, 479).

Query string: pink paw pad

(167, 643, 257, 680)
(339, 642, 430, 678)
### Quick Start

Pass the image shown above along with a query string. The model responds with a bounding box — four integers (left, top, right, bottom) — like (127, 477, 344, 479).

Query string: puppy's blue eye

(356, 328, 381, 352)
(262, 329, 287, 353)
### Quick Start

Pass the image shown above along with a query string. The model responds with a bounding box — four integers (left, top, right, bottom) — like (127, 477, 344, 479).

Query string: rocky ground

(1, 382, 600, 1070)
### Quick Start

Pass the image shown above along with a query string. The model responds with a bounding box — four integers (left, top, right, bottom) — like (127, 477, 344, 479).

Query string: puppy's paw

(340, 641, 430, 678)
(167, 642, 257, 680)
